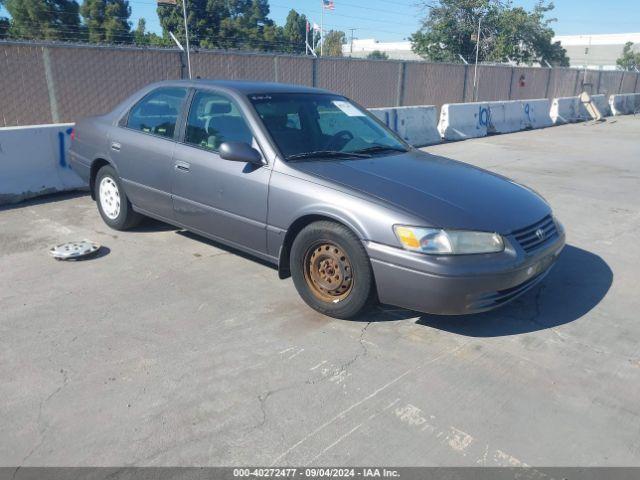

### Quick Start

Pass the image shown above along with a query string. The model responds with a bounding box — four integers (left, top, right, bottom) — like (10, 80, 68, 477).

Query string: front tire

(95, 165, 142, 230)
(290, 221, 376, 319)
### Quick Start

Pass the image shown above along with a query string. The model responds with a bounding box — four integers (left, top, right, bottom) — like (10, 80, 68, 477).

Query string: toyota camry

(69, 80, 565, 319)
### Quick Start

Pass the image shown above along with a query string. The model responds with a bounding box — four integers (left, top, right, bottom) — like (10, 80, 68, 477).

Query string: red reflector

(70, 128, 75, 141)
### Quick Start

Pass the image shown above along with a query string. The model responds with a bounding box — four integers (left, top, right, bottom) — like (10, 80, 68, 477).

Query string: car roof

(152, 79, 334, 96)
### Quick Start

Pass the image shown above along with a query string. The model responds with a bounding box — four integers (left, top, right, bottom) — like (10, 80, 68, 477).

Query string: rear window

(126, 87, 187, 139)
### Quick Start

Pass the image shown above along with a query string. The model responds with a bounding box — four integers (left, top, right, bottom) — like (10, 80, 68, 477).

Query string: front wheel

(290, 221, 376, 319)
(95, 165, 142, 230)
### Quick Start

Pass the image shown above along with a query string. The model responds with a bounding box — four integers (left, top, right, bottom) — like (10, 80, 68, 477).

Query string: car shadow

(360, 245, 613, 337)
(176, 230, 279, 270)
(130, 216, 182, 233)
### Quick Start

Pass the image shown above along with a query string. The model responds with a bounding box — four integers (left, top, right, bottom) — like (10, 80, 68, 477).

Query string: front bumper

(366, 229, 566, 315)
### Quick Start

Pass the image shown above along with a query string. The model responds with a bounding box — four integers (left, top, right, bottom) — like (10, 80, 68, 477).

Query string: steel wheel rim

(99, 176, 121, 220)
(303, 241, 354, 302)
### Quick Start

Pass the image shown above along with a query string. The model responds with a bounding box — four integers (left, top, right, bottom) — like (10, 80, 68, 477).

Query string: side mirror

(219, 142, 263, 165)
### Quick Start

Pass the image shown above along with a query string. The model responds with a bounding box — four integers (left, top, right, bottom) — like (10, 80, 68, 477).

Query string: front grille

(512, 215, 558, 253)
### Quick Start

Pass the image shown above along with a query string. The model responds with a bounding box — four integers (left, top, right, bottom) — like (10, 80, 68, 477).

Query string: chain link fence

(1, 40, 639, 127)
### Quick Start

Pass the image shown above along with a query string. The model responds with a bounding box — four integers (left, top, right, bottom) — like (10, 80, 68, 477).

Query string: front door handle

(111, 142, 121, 152)
(174, 161, 191, 172)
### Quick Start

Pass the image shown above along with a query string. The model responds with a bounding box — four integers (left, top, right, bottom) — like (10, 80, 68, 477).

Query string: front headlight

(394, 225, 504, 255)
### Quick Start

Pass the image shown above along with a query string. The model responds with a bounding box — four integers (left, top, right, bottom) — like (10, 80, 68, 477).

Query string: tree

(133, 17, 146, 45)
(0, 17, 9, 39)
(410, 0, 568, 66)
(80, 0, 132, 44)
(157, 0, 282, 51)
(129, 17, 168, 46)
(282, 9, 308, 54)
(616, 42, 640, 71)
(323, 30, 345, 57)
(367, 50, 389, 60)
(2, 0, 82, 41)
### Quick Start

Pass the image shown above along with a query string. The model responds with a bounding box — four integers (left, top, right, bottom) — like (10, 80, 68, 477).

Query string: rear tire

(95, 165, 142, 230)
(290, 221, 376, 319)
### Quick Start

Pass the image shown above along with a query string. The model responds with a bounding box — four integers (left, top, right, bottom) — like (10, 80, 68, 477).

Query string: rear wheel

(95, 165, 142, 230)
(290, 221, 375, 319)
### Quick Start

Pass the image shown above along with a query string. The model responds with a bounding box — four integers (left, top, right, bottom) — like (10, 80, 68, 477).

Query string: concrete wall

(1, 40, 640, 127)
(370, 105, 440, 146)
(0, 123, 85, 205)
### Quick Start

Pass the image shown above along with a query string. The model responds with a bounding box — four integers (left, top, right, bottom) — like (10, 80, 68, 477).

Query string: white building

(553, 33, 640, 70)
(342, 33, 640, 70)
(342, 38, 422, 61)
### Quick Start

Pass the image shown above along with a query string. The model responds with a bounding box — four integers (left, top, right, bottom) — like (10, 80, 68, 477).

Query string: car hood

(288, 150, 550, 234)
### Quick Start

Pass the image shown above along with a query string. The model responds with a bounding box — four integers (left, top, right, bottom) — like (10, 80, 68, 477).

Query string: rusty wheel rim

(303, 242, 354, 303)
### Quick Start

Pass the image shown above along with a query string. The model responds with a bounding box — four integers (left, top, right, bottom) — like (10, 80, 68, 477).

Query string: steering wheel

(325, 130, 354, 151)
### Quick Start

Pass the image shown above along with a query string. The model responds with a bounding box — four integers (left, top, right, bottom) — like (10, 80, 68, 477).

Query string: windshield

(249, 93, 409, 160)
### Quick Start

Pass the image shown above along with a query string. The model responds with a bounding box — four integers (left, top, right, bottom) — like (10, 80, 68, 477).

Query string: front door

(171, 90, 270, 255)
(110, 87, 188, 220)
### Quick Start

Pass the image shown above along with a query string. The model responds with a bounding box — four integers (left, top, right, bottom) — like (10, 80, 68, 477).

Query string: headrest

(205, 101, 232, 115)
(139, 102, 176, 117)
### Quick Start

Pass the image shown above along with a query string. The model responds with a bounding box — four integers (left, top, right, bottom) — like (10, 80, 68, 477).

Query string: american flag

(322, 0, 335, 10)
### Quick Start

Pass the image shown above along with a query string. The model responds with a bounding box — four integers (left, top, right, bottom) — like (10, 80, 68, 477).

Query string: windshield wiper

(352, 145, 408, 155)
(286, 150, 370, 161)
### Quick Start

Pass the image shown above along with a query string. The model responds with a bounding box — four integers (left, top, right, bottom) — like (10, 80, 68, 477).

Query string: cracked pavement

(1, 116, 640, 466)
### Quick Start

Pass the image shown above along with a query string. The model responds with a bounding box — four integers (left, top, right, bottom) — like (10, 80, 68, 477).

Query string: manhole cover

(49, 240, 101, 261)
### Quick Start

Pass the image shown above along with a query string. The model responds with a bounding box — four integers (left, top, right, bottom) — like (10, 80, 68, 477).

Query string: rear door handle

(111, 142, 121, 152)
(174, 161, 191, 172)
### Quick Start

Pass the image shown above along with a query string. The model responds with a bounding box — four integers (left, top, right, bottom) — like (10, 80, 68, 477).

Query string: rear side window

(126, 87, 187, 139)
(184, 91, 254, 151)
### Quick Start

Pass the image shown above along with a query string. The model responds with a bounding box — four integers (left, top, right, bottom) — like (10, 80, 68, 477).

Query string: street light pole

(182, 0, 192, 79)
(472, 14, 482, 102)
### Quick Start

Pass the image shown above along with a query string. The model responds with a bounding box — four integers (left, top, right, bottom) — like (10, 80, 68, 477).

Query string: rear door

(110, 87, 188, 220)
(171, 89, 271, 255)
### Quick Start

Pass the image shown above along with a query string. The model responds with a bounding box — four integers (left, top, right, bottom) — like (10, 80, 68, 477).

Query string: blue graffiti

(478, 106, 490, 127)
(524, 103, 532, 122)
(57, 127, 73, 168)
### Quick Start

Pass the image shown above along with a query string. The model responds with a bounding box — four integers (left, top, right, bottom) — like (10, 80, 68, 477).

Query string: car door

(171, 89, 270, 255)
(110, 87, 188, 220)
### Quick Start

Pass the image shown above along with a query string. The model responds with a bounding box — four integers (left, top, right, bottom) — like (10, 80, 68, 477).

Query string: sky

(2, 0, 640, 43)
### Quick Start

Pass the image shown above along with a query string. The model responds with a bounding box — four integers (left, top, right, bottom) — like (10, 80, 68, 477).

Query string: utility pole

(320, 0, 324, 56)
(349, 28, 357, 56)
(472, 14, 482, 102)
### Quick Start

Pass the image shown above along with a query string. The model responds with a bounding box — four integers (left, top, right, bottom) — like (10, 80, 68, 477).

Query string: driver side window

(184, 91, 254, 152)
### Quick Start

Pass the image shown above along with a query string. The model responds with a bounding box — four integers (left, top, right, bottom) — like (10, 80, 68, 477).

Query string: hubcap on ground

(99, 176, 121, 220)
(303, 242, 354, 302)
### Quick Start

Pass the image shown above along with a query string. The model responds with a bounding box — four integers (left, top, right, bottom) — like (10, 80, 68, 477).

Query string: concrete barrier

(590, 94, 611, 117)
(486, 100, 525, 133)
(437, 102, 490, 140)
(550, 96, 585, 124)
(0, 123, 86, 205)
(521, 99, 553, 129)
(609, 93, 640, 115)
(370, 105, 441, 146)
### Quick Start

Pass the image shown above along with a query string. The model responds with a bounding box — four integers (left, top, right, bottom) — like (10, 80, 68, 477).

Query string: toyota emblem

(535, 228, 545, 241)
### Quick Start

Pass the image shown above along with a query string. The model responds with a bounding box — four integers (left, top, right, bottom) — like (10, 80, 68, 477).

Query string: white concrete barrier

(486, 100, 525, 133)
(438, 102, 490, 140)
(0, 123, 85, 205)
(370, 105, 441, 146)
(609, 93, 640, 115)
(521, 99, 553, 129)
(550, 97, 585, 124)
